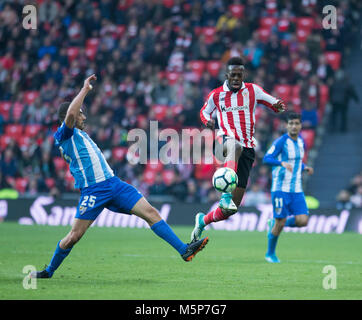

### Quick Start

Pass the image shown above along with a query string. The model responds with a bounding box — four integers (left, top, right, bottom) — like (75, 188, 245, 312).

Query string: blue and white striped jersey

(263, 133, 306, 193)
(54, 122, 114, 189)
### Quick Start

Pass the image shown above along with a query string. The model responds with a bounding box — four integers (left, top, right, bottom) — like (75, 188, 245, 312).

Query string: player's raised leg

(31, 218, 94, 278)
(219, 138, 243, 213)
(191, 186, 245, 241)
(130, 196, 208, 262)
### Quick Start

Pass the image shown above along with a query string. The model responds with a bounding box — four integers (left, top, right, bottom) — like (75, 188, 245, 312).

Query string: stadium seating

(274, 84, 292, 103)
(15, 177, 29, 193)
(188, 60, 206, 80)
(324, 51, 342, 70)
(0, 101, 11, 121)
(257, 28, 272, 43)
(112, 147, 128, 161)
(206, 60, 222, 78)
(162, 169, 175, 186)
(5, 124, 23, 139)
(229, 4, 244, 19)
(24, 91, 39, 105)
(300, 129, 315, 150)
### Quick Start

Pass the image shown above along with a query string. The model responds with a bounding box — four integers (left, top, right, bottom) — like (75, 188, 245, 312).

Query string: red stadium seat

(296, 17, 314, 31)
(0, 101, 11, 121)
(53, 156, 67, 171)
(319, 84, 329, 106)
(206, 61, 222, 78)
(67, 47, 80, 63)
(324, 51, 341, 70)
(0, 135, 12, 151)
(15, 177, 29, 193)
(17, 136, 31, 149)
(257, 28, 272, 43)
(24, 124, 43, 138)
(112, 147, 127, 161)
(274, 85, 292, 103)
(116, 25, 126, 38)
(202, 27, 216, 44)
(86, 38, 100, 49)
(146, 161, 164, 173)
(45, 178, 56, 189)
(259, 17, 278, 29)
(12, 102, 24, 121)
(165, 71, 180, 85)
(24, 91, 39, 104)
(5, 124, 23, 139)
(188, 60, 206, 79)
(229, 4, 244, 19)
(172, 104, 183, 116)
(300, 129, 315, 150)
(162, 170, 175, 186)
(194, 162, 216, 181)
(85, 46, 97, 61)
(296, 28, 311, 42)
(163, 0, 174, 8)
(152, 105, 168, 121)
(143, 169, 156, 184)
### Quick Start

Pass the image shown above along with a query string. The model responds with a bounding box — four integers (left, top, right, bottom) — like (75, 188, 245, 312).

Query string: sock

(151, 220, 188, 255)
(267, 232, 279, 256)
(204, 207, 227, 225)
(45, 240, 73, 276)
(285, 216, 296, 227)
(224, 160, 237, 172)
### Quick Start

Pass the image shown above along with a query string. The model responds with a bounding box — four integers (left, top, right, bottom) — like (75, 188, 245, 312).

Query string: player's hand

(281, 161, 293, 172)
(206, 119, 215, 130)
(273, 100, 286, 113)
(305, 166, 314, 175)
(83, 74, 97, 91)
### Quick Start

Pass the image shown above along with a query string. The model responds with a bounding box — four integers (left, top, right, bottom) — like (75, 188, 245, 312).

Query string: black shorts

(213, 136, 255, 189)
(236, 147, 255, 188)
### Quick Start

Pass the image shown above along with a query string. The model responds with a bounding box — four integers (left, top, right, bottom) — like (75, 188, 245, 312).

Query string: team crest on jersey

(275, 207, 282, 215)
(79, 206, 87, 215)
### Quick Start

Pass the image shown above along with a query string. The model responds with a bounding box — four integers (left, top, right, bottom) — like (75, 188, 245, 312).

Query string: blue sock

(151, 220, 188, 255)
(285, 216, 296, 227)
(45, 241, 73, 277)
(267, 232, 279, 256)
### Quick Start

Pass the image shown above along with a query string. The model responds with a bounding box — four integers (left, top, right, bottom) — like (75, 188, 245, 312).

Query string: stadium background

(0, 0, 361, 229)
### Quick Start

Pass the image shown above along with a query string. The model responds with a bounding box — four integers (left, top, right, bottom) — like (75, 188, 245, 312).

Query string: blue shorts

(271, 191, 309, 219)
(75, 176, 143, 220)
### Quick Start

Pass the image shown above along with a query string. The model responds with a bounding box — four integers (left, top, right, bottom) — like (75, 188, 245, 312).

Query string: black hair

(227, 56, 245, 68)
(286, 112, 302, 122)
(58, 102, 71, 124)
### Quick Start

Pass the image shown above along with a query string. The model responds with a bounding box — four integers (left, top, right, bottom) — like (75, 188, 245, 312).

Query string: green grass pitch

(1, 222, 361, 300)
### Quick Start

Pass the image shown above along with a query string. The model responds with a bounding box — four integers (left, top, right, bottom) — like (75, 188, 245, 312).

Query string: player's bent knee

(142, 205, 161, 225)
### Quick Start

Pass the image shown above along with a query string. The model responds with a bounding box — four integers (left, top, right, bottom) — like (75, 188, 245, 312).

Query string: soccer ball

(212, 167, 238, 193)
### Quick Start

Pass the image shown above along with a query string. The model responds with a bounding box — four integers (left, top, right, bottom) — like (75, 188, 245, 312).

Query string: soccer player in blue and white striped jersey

(32, 75, 208, 278)
(263, 113, 314, 263)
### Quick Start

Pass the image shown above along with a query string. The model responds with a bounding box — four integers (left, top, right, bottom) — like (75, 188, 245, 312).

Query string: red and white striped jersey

(200, 81, 280, 148)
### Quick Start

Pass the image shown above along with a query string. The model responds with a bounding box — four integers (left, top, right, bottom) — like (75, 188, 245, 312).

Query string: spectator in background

(243, 184, 270, 207)
(1, 149, 18, 178)
(336, 189, 353, 210)
(350, 186, 362, 208)
(329, 70, 359, 133)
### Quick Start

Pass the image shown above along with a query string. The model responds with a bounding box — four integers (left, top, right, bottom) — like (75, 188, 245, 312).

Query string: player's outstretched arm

(65, 74, 96, 128)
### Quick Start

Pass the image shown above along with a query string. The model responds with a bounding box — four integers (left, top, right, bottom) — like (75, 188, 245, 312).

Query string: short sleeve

(54, 122, 74, 146)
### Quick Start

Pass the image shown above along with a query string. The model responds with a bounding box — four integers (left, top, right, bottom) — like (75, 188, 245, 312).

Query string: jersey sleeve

(54, 122, 74, 146)
(263, 136, 285, 166)
(200, 91, 217, 125)
(253, 84, 279, 113)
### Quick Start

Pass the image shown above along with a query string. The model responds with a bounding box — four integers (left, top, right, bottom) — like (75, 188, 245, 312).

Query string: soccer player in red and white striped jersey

(191, 57, 286, 241)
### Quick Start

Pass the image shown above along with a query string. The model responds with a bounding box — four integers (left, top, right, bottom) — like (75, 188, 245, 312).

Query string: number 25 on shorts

(80, 195, 97, 208)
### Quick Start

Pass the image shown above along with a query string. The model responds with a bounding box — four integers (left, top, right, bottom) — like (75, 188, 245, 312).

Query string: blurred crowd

(336, 170, 362, 209)
(0, 0, 361, 205)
